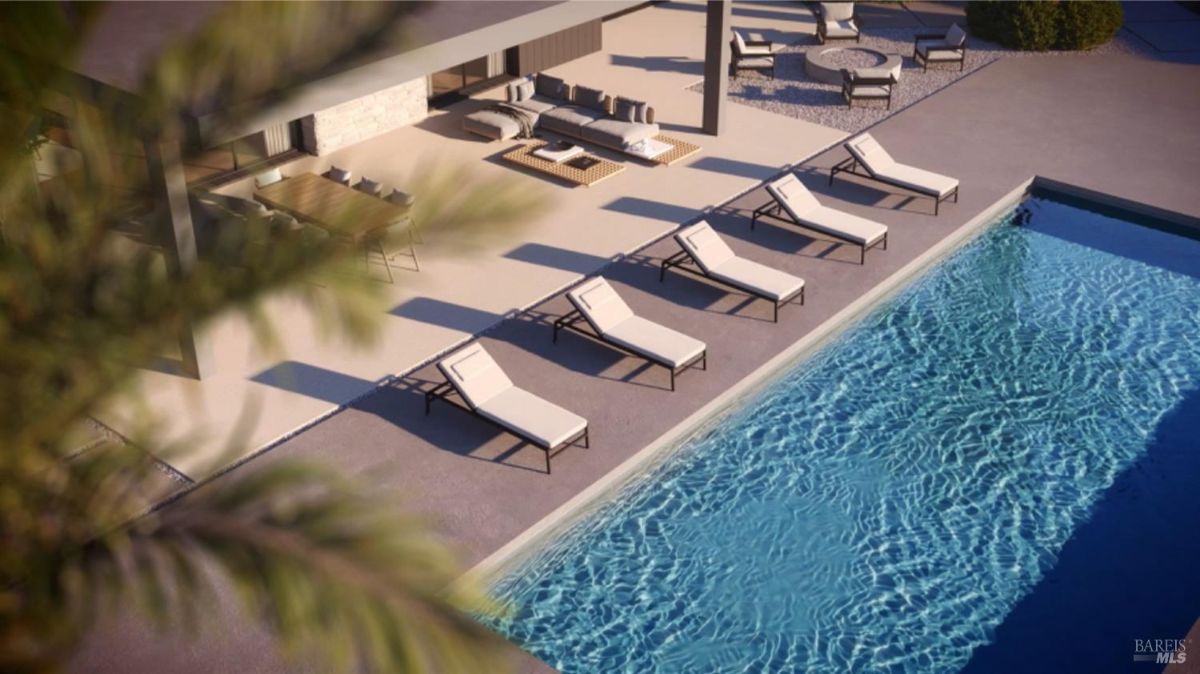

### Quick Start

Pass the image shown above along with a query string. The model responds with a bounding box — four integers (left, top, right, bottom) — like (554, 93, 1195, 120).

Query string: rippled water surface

(489, 197, 1200, 673)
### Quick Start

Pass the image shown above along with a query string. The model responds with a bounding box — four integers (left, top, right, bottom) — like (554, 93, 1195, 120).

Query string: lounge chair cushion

(539, 105, 607, 137)
(737, 56, 775, 70)
(767, 175, 821, 217)
(606, 316, 705, 369)
(475, 388, 587, 450)
(570, 278, 634, 333)
(845, 134, 897, 174)
(581, 118, 659, 150)
(845, 84, 891, 98)
(824, 19, 859, 38)
(732, 29, 748, 52)
(821, 2, 855, 21)
(676, 221, 736, 272)
(439, 344, 513, 408)
(574, 85, 607, 113)
(535, 73, 569, 100)
(798, 206, 888, 247)
(517, 80, 535, 101)
(917, 43, 965, 60)
(872, 164, 959, 198)
(945, 23, 967, 48)
(709, 257, 805, 302)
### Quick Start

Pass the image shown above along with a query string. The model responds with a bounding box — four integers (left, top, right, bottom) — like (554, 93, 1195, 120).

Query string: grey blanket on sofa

(484, 103, 536, 139)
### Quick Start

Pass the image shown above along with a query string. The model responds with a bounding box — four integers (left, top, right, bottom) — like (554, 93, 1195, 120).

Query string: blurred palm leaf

(0, 2, 544, 672)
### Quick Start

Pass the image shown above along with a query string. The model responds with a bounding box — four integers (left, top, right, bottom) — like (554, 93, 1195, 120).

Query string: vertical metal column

(143, 137, 215, 379)
(702, 0, 732, 136)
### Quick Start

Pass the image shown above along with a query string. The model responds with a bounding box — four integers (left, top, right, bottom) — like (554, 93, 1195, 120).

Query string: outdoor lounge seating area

(465, 73, 660, 155)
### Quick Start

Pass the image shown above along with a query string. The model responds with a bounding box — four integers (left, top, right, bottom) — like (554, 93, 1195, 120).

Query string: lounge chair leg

(545, 450, 551, 475)
(670, 368, 675, 391)
(883, 233, 888, 251)
(659, 262, 667, 283)
(583, 428, 590, 448)
(701, 352, 707, 371)
(773, 302, 780, 323)
(935, 197, 939, 216)
(800, 286, 805, 306)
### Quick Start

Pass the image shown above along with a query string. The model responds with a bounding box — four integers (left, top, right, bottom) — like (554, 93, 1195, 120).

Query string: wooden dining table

(254, 172, 416, 281)
(254, 172, 410, 241)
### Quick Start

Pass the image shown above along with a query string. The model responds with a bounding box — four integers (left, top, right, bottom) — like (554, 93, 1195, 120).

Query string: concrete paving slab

(901, 1, 967, 28)
(1125, 19, 1200, 52)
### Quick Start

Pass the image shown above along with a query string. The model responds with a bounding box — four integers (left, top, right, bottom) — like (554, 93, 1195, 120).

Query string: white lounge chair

(661, 221, 806, 323)
(426, 343, 589, 474)
(831, 133, 960, 215)
(754, 174, 889, 264)
(554, 277, 707, 391)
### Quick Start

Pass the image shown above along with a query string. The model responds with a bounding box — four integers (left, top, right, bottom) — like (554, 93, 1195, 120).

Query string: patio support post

(143, 137, 215, 379)
(702, 0, 732, 136)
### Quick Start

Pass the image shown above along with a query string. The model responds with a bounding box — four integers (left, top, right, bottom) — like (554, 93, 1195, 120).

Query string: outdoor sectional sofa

(465, 73, 660, 154)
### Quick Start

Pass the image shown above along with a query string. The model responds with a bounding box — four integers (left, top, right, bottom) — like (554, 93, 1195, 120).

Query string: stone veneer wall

(300, 77, 428, 156)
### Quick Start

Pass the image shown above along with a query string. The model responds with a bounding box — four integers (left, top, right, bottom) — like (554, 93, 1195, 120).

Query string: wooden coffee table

(501, 140, 625, 188)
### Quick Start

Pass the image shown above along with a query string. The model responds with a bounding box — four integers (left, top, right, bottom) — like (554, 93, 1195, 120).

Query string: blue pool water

(488, 196, 1200, 673)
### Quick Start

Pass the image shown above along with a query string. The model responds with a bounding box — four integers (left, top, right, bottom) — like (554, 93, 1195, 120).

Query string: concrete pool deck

(74, 26, 1200, 674)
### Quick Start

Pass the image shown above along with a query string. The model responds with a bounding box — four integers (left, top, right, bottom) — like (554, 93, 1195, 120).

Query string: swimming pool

(488, 195, 1200, 673)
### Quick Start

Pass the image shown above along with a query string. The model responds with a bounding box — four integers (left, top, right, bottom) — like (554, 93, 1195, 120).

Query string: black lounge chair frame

(829, 155, 960, 215)
(659, 249, 804, 323)
(750, 199, 888, 265)
(552, 303, 707, 392)
(913, 33, 966, 71)
(425, 377, 589, 474)
(841, 70, 895, 110)
(729, 40, 776, 79)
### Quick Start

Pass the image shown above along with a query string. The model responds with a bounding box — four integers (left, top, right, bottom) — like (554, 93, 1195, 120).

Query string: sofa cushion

(517, 80, 534, 101)
(635, 102, 651, 124)
(505, 82, 519, 103)
(573, 85, 607, 113)
(539, 105, 607, 137)
(463, 110, 521, 141)
(614, 96, 637, 122)
(535, 73, 568, 100)
(582, 118, 659, 150)
(507, 94, 558, 116)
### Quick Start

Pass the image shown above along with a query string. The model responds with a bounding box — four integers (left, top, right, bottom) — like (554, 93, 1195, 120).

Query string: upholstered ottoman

(463, 110, 521, 141)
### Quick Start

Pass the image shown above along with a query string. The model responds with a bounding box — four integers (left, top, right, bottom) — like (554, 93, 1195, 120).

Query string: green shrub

(966, 1, 1124, 51)
(1058, 1, 1124, 49)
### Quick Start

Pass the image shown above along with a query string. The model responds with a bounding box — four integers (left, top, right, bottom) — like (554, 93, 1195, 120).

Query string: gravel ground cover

(692, 27, 1159, 134)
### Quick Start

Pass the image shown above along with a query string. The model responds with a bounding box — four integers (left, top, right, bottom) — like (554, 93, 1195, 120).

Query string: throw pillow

(535, 73, 567, 100)
(574, 85, 607, 112)
(614, 97, 637, 122)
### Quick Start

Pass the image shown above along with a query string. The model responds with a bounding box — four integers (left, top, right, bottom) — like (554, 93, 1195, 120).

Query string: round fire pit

(805, 46, 902, 85)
